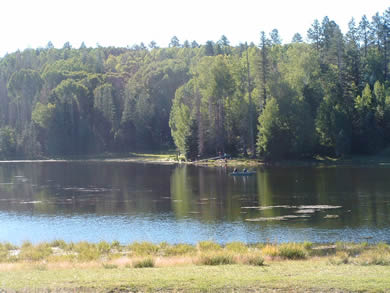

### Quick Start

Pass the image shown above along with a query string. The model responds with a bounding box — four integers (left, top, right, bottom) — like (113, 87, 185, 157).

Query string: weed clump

(328, 252, 349, 265)
(164, 244, 196, 256)
(19, 242, 52, 261)
(225, 242, 248, 253)
(128, 242, 159, 256)
(198, 241, 222, 252)
(198, 253, 235, 265)
(97, 241, 111, 255)
(261, 245, 279, 258)
(50, 240, 67, 250)
(73, 242, 99, 261)
(133, 257, 155, 268)
(241, 254, 264, 266)
(278, 243, 307, 260)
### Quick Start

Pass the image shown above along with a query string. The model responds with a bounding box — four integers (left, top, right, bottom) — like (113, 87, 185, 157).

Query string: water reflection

(0, 162, 389, 243)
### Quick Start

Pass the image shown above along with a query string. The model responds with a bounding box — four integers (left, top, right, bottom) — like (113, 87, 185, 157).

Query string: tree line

(0, 8, 389, 160)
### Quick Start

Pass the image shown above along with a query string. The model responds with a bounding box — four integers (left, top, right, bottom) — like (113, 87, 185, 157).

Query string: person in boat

(243, 168, 247, 173)
(233, 168, 238, 173)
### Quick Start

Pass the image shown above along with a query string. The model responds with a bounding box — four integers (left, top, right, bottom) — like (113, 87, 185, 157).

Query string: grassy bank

(1, 241, 390, 292)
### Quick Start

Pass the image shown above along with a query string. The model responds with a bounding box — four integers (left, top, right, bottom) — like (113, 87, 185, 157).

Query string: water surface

(0, 161, 389, 244)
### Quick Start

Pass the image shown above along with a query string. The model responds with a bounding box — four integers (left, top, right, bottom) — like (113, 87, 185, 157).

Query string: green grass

(1, 241, 390, 291)
(1, 261, 390, 292)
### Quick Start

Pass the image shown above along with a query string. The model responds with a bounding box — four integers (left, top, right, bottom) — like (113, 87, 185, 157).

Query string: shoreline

(2, 152, 390, 168)
(1, 240, 389, 292)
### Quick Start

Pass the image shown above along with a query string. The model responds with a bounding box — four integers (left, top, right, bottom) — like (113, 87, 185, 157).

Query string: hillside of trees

(0, 8, 389, 160)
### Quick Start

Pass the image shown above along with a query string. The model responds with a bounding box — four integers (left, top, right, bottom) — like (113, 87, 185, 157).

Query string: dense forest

(0, 8, 389, 160)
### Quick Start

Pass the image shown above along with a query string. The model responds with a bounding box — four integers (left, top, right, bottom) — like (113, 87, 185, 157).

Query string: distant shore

(0, 240, 389, 292)
(2, 151, 390, 169)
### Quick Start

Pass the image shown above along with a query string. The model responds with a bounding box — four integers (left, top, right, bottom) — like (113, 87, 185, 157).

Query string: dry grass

(1, 240, 389, 269)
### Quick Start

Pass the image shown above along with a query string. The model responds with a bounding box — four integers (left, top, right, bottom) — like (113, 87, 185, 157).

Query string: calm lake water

(0, 161, 389, 244)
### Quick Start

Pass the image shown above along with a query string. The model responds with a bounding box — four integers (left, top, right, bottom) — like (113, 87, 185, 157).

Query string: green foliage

(0, 8, 390, 159)
(256, 97, 288, 159)
(0, 127, 17, 158)
(32, 102, 56, 128)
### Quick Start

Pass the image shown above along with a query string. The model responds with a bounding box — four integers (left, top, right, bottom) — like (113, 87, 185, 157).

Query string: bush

(225, 242, 248, 253)
(279, 243, 306, 260)
(198, 253, 235, 265)
(164, 244, 196, 256)
(242, 254, 264, 266)
(50, 240, 67, 250)
(355, 250, 390, 266)
(128, 242, 159, 256)
(133, 258, 155, 268)
(19, 243, 53, 261)
(73, 242, 99, 261)
(198, 241, 222, 252)
(328, 252, 349, 265)
(110, 240, 121, 251)
(97, 241, 111, 255)
(261, 245, 279, 258)
(0, 244, 9, 262)
(303, 241, 313, 250)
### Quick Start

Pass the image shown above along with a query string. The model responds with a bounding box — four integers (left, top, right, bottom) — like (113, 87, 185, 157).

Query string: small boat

(230, 171, 256, 176)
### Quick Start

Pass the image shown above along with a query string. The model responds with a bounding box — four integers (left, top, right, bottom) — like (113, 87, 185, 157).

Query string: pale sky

(1, 0, 389, 57)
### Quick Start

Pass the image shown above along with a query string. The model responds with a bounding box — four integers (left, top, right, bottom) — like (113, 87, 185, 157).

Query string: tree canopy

(0, 7, 390, 160)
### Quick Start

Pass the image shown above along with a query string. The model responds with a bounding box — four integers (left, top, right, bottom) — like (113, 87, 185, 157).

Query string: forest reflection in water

(0, 161, 389, 243)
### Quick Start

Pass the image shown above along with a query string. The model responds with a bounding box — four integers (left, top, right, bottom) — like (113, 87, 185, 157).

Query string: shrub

(97, 241, 111, 255)
(328, 252, 349, 265)
(261, 245, 279, 258)
(355, 250, 390, 266)
(164, 244, 196, 256)
(303, 241, 313, 250)
(225, 242, 248, 253)
(198, 241, 222, 252)
(110, 240, 121, 251)
(0, 244, 9, 262)
(128, 242, 159, 256)
(279, 243, 306, 260)
(242, 254, 264, 266)
(133, 258, 155, 268)
(198, 253, 235, 265)
(3, 242, 17, 250)
(19, 243, 53, 261)
(74, 242, 99, 261)
(50, 240, 67, 249)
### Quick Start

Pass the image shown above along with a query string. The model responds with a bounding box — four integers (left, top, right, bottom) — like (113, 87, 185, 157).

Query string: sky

(1, 0, 389, 57)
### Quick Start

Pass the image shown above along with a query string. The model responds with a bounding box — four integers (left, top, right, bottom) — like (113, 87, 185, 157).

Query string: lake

(0, 161, 389, 244)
